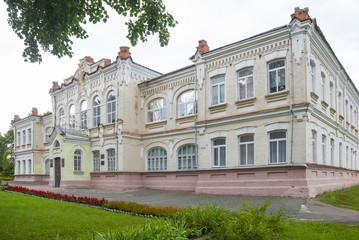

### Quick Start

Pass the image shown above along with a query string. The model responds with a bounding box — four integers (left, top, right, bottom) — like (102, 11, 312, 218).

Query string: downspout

(194, 67, 198, 167)
(288, 23, 294, 165)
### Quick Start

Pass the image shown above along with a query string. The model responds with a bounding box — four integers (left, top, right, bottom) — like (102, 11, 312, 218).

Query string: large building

(11, 7, 359, 197)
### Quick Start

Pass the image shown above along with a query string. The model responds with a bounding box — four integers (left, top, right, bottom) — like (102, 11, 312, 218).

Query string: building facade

(12, 7, 359, 197)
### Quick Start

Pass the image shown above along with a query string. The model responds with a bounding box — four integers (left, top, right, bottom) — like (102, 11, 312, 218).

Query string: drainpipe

(288, 23, 294, 165)
(194, 67, 198, 167)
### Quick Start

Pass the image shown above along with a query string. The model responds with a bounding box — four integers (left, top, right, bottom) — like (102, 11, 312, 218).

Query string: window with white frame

(211, 75, 225, 105)
(59, 108, 65, 127)
(239, 134, 254, 165)
(238, 68, 254, 100)
(268, 60, 285, 93)
(338, 92, 343, 116)
(310, 61, 316, 92)
(269, 131, 286, 163)
(80, 101, 87, 129)
(339, 142, 343, 167)
(177, 144, 197, 170)
(17, 132, 20, 146)
(147, 98, 167, 123)
(93, 151, 100, 172)
(22, 130, 26, 145)
(93, 96, 101, 127)
(45, 127, 52, 142)
(107, 149, 116, 171)
(22, 160, 26, 174)
(44, 159, 50, 175)
(17, 161, 20, 174)
(346, 146, 349, 168)
(27, 128, 31, 144)
(27, 159, 31, 174)
(321, 72, 326, 101)
(107, 91, 116, 123)
(212, 138, 226, 167)
(355, 110, 357, 127)
(312, 131, 317, 163)
(147, 147, 167, 171)
(351, 148, 353, 169)
(68, 104, 75, 129)
(329, 82, 334, 108)
(322, 135, 327, 165)
(74, 149, 82, 171)
(345, 100, 349, 120)
(178, 91, 197, 117)
(330, 138, 334, 166)
(350, 105, 353, 125)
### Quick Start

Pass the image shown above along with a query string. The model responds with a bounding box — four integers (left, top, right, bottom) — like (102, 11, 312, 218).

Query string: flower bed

(0, 177, 14, 181)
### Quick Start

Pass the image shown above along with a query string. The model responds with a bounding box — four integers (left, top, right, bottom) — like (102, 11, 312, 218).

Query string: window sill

(176, 115, 195, 123)
(208, 103, 227, 113)
(235, 97, 256, 107)
(339, 115, 344, 123)
(145, 120, 167, 128)
(265, 90, 289, 102)
(211, 166, 226, 168)
(310, 91, 319, 103)
(268, 162, 287, 165)
(321, 100, 329, 111)
(329, 107, 336, 116)
(73, 171, 84, 175)
(351, 125, 355, 131)
(346, 121, 350, 128)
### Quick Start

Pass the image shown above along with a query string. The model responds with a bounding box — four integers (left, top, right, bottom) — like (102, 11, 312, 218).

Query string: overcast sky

(1, 0, 359, 134)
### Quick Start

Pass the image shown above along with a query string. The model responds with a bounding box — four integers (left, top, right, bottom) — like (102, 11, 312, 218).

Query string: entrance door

(54, 158, 61, 187)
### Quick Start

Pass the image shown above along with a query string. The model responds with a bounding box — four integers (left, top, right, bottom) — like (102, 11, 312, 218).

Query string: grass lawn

(317, 184, 359, 211)
(280, 221, 359, 240)
(0, 191, 154, 240)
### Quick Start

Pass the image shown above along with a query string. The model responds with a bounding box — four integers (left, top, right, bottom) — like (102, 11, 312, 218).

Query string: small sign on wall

(101, 161, 105, 166)
(101, 154, 105, 159)
(50, 159, 53, 167)
(62, 158, 65, 167)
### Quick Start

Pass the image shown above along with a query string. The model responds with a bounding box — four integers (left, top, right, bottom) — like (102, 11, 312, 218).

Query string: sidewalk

(9, 182, 359, 224)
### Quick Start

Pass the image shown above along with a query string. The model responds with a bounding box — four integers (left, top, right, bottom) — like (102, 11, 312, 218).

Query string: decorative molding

(264, 49, 287, 62)
(236, 126, 256, 136)
(265, 122, 289, 132)
(168, 138, 174, 157)
(208, 103, 228, 113)
(208, 67, 226, 78)
(234, 58, 255, 71)
(310, 92, 319, 103)
(209, 130, 227, 139)
(235, 97, 256, 108)
(265, 90, 289, 102)
(196, 63, 205, 89)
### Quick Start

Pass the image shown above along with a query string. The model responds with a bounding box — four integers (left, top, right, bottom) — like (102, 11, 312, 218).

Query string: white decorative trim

(311, 122, 318, 132)
(92, 146, 101, 151)
(104, 143, 116, 150)
(209, 130, 227, 139)
(53, 152, 61, 158)
(234, 59, 255, 71)
(196, 63, 205, 89)
(310, 52, 317, 63)
(330, 132, 335, 139)
(208, 67, 226, 78)
(264, 49, 287, 62)
(236, 126, 256, 136)
(265, 122, 289, 132)
(321, 127, 328, 136)
(168, 138, 174, 157)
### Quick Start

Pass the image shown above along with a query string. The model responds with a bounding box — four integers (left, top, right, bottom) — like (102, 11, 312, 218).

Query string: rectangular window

(330, 138, 334, 166)
(338, 92, 343, 116)
(312, 131, 317, 163)
(339, 142, 343, 167)
(28, 160, 31, 174)
(239, 135, 254, 165)
(346, 146, 349, 168)
(310, 62, 316, 92)
(93, 105, 101, 127)
(329, 82, 334, 108)
(268, 60, 285, 93)
(350, 105, 353, 125)
(22, 160, 26, 174)
(93, 151, 100, 172)
(17, 161, 20, 174)
(28, 129, 31, 144)
(211, 75, 225, 106)
(351, 148, 353, 169)
(107, 149, 116, 171)
(237, 68, 254, 100)
(346, 101, 349, 120)
(17, 132, 20, 146)
(80, 111, 87, 129)
(269, 131, 286, 163)
(322, 135, 326, 165)
(22, 130, 26, 145)
(212, 138, 226, 167)
(321, 73, 326, 101)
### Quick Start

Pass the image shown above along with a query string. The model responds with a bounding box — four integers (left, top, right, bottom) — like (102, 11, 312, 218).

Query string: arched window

(68, 105, 75, 129)
(147, 98, 167, 123)
(54, 140, 60, 148)
(177, 144, 197, 170)
(45, 127, 52, 142)
(80, 101, 87, 129)
(44, 159, 50, 175)
(93, 151, 100, 172)
(147, 147, 167, 171)
(107, 149, 116, 171)
(238, 68, 254, 100)
(58, 108, 65, 127)
(74, 149, 82, 171)
(93, 96, 101, 127)
(178, 91, 197, 117)
(107, 91, 116, 123)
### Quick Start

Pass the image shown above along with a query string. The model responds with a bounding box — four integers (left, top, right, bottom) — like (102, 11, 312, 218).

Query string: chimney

(103, 59, 111, 67)
(291, 7, 310, 21)
(31, 107, 38, 116)
(197, 40, 209, 53)
(14, 115, 20, 121)
(84, 56, 95, 63)
(118, 46, 131, 60)
(52, 81, 60, 91)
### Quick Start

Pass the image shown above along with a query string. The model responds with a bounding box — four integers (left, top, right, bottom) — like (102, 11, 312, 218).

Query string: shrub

(0, 177, 14, 181)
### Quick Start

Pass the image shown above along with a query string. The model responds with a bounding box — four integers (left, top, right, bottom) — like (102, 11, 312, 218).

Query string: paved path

(9, 182, 359, 225)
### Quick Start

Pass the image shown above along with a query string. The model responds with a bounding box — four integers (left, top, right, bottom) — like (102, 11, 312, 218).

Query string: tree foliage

(0, 130, 14, 177)
(5, 0, 177, 63)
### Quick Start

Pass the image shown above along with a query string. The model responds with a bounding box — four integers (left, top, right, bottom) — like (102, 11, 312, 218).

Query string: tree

(5, 0, 177, 63)
(0, 130, 14, 177)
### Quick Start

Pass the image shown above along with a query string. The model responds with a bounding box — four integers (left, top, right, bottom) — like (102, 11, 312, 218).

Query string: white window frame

(107, 91, 116, 124)
(346, 146, 349, 168)
(350, 105, 353, 125)
(147, 98, 167, 123)
(268, 131, 287, 164)
(329, 81, 334, 108)
(345, 100, 349, 121)
(80, 100, 87, 129)
(22, 160, 26, 174)
(17, 160, 20, 174)
(93, 96, 101, 127)
(93, 151, 100, 172)
(322, 135, 327, 165)
(59, 108, 65, 127)
(22, 130, 26, 145)
(27, 128, 32, 145)
(177, 144, 197, 170)
(212, 138, 226, 167)
(178, 90, 197, 118)
(268, 59, 286, 94)
(107, 148, 116, 171)
(211, 75, 226, 106)
(312, 131, 317, 163)
(44, 159, 50, 175)
(238, 134, 254, 166)
(68, 105, 75, 129)
(27, 159, 31, 174)
(310, 61, 316, 92)
(17, 131, 20, 146)
(338, 92, 343, 116)
(74, 149, 82, 171)
(147, 147, 167, 171)
(321, 72, 326, 101)
(237, 68, 254, 100)
(330, 138, 334, 166)
(339, 142, 343, 167)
